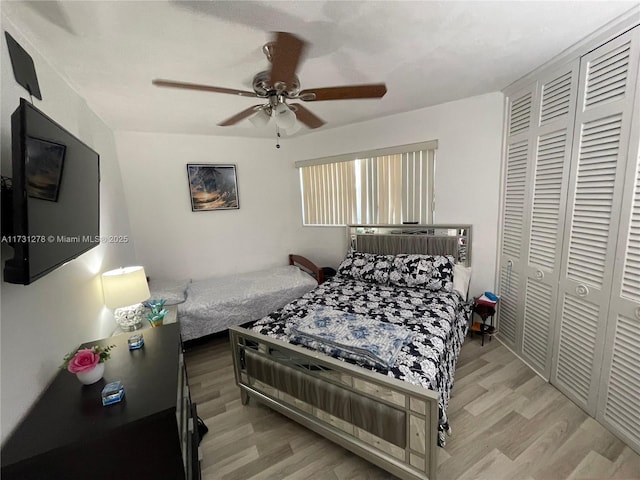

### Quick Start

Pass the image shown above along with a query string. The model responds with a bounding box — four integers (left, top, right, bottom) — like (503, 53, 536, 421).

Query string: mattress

(250, 275, 471, 446)
(178, 265, 318, 341)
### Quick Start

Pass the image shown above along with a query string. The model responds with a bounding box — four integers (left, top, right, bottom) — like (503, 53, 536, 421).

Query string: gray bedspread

(178, 265, 318, 341)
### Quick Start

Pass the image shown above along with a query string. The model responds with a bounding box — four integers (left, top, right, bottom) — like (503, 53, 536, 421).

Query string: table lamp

(102, 266, 150, 331)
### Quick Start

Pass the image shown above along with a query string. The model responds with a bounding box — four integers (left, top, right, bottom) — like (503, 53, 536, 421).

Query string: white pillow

(453, 264, 472, 300)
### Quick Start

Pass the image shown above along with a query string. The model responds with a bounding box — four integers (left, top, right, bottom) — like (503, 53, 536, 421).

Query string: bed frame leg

(240, 388, 249, 405)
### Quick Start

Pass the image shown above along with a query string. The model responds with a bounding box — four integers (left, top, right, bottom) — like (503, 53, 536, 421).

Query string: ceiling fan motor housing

(252, 70, 300, 97)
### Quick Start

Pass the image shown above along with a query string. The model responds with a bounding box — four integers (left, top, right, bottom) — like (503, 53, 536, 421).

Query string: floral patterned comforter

(249, 275, 471, 447)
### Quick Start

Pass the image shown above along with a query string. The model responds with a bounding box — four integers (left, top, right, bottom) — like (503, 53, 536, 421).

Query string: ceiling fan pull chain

(276, 125, 281, 149)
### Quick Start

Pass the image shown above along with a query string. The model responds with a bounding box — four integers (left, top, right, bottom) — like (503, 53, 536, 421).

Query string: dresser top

(1, 323, 181, 467)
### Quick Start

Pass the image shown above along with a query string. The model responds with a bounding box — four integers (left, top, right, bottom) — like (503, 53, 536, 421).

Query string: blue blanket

(290, 307, 414, 369)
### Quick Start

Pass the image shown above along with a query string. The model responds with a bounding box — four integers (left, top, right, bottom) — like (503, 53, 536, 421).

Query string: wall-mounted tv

(3, 98, 100, 285)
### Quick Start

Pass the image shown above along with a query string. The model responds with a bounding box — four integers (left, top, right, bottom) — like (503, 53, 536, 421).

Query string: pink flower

(67, 348, 100, 374)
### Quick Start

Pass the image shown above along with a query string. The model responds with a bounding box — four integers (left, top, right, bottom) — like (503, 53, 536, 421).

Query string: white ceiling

(3, 1, 639, 138)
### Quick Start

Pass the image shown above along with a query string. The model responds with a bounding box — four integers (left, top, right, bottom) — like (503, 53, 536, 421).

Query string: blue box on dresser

(101, 381, 125, 406)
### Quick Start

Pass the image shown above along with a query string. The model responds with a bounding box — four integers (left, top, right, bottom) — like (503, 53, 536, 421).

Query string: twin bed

(176, 264, 319, 341)
(227, 225, 472, 480)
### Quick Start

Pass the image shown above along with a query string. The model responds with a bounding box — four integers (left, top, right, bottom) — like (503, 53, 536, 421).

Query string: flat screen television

(3, 98, 100, 285)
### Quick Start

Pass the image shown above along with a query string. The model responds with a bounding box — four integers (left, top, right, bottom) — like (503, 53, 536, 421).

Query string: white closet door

(497, 86, 537, 349)
(521, 62, 579, 378)
(552, 29, 639, 415)
(597, 26, 640, 454)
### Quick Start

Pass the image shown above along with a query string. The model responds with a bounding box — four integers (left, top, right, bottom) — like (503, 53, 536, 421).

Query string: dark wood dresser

(1, 323, 201, 479)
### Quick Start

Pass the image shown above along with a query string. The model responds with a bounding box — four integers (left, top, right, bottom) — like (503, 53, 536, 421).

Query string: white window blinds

(297, 141, 436, 226)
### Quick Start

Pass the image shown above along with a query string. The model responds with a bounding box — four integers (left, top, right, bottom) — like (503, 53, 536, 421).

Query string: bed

(229, 224, 472, 480)
(176, 262, 319, 341)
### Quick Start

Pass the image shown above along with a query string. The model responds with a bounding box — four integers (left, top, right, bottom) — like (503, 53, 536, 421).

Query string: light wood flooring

(184, 333, 640, 480)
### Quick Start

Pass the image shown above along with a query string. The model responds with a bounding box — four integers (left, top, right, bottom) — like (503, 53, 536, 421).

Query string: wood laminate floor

(184, 334, 640, 480)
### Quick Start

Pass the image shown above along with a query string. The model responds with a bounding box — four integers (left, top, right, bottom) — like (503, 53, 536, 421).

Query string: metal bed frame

(229, 224, 472, 480)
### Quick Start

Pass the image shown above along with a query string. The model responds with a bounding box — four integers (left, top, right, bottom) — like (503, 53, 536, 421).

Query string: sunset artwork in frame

(186, 164, 239, 211)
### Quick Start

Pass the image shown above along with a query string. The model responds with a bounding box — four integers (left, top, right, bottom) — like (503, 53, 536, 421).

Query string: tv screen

(25, 137, 66, 202)
(3, 98, 100, 285)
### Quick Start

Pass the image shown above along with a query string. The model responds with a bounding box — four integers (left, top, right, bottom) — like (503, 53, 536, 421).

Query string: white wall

(1, 17, 136, 442)
(116, 132, 313, 281)
(118, 92, 504, 297)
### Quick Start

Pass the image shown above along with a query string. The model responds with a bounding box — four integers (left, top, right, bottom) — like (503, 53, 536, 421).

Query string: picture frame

(25, 136, 66, 202)
(186, 163, 239, 211)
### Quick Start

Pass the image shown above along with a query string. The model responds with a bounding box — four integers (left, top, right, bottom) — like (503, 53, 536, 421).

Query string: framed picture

(186, 163, 239, 211)
(25, 137, 66, 202)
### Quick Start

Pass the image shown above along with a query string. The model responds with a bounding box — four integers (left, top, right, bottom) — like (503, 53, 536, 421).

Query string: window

(297, 141, 437, 226)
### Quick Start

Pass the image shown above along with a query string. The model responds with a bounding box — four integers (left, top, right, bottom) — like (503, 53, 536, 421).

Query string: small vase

(75, 362, 105, 385)
(149, 318, 164, 327)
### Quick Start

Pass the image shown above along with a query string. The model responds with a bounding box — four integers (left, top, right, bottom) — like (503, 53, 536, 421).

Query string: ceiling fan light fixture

(273, 102, 288, 113)
(273, 103, 296, 130)
(249, 107, 271, 127)
(284, 120, 302, 136)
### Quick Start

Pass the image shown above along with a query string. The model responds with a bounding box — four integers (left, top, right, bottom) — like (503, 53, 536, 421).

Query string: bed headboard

(347, 224, 471, 267)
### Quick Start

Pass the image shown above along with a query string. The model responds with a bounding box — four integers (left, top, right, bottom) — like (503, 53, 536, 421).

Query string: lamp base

(114, 303, 145, 331)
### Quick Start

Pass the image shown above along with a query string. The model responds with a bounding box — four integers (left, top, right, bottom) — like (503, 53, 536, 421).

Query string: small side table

(470, 299, 497, 346)
(321, 267, 337, 284)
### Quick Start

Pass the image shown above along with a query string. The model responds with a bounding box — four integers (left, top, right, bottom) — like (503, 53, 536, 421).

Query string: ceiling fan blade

(269, 32, 307, 89)
(152, 79, 258, 98)
(218, 105, 263, 126)
(289, 103, 325, 129)
(299, 84, 387, 101)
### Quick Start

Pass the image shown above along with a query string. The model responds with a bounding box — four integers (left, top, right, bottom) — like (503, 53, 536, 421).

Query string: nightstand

(470, 298, 497, 346)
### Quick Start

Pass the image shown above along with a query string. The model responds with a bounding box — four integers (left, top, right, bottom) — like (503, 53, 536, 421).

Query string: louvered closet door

(596, 26, 640, 454)
(497, 86, 537, 349)
(552, 29, 640, 416)
(520, 62, 579, 379)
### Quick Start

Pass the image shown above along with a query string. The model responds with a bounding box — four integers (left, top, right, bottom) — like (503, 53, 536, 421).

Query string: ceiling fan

(152, 32, 387, 132)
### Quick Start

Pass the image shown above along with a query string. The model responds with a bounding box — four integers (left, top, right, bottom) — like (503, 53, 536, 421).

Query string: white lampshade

(273, 103, 297, 130)
(249, 108, 271, 127)
(285, 120, 302, 135)
(102, 266, 150, 309)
